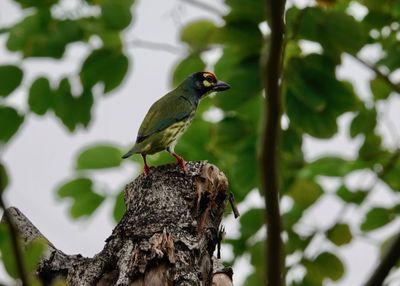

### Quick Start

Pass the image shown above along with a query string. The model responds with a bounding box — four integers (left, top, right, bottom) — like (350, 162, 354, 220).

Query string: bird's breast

(163, 112, 195, 146)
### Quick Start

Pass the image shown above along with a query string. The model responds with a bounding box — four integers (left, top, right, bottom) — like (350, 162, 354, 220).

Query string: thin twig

(179, 0, 223, 15)
(260, 0, 286, 285)
(0, 198, 29, 285)
(126, 38, 184, 54)
(364, 231, 400, 286)
(353, 56, 400, 94)
(228, 192, 240, 218)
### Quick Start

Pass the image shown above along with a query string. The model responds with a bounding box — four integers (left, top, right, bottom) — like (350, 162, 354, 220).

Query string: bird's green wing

(136, 93, 195, 143)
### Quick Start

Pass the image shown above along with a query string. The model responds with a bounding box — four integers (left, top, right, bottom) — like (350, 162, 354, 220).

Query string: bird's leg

(142, 154, 150, 176)
(167, 147, 186, 173)
(172, 153, 187, 173)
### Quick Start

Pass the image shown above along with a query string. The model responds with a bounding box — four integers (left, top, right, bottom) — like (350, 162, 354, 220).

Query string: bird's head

(185, 71, 230, 98)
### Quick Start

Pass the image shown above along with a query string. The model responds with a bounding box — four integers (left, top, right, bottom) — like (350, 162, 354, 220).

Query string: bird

(122, 72, 230, 176)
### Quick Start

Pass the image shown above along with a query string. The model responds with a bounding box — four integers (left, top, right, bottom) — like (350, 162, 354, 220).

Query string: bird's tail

(122, 146, 139, 159)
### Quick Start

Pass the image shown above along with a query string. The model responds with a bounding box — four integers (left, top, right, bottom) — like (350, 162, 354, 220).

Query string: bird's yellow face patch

(203, 80, 212, 87)
(201, 72, 216, 88)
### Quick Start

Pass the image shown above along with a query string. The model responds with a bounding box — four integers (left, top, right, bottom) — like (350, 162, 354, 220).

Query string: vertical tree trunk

(4, 161, 234, 286)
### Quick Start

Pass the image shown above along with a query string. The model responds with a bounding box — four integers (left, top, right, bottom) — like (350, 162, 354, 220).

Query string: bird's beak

(213, 80, 230, 91)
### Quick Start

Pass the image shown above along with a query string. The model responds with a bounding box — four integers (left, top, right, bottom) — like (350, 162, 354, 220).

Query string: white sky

(1, 0, 400, 285)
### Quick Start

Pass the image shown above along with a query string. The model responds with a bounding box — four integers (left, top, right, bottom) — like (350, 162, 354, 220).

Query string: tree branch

(126, 38, 184, 54)
(353, 56, 400, 94)
(179, 0, 223, 15)
(364, 231, 400, 286)
(260, 0, 286, 285)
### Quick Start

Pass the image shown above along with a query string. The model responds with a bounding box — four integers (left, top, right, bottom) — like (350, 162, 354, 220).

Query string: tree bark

(4, 161, 234, 286)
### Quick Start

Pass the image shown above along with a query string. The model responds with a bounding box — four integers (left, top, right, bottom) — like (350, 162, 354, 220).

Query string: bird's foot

(144, 164, 150, 176)
(175, 156, 187, 174)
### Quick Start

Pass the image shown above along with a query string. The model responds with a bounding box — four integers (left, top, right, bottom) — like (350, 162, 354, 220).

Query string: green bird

(122, 72, 230, 176)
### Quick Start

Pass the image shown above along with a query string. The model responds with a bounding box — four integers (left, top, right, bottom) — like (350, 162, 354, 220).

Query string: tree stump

(5, 161, 234, 286)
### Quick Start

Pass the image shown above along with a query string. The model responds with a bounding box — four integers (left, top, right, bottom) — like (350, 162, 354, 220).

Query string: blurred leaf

(350, 107, 377, 138)
(284, 54, 357, 138)
(57, 177, 105, 219)
(214, 51, 261, 111)
(287, 179, 323, 209)
(0, 65, 23, 97)
(327, 223, 352, 246)
(0, 224, 19, 278)
(361, 207, 394, 232)
(288, 7, 367, 56)
(283, 205, 304, 228)
(336, 185, 368, 205)
(0, 163, 8, 193)
(53, 78, 93, 132)
(370, 77, 392, 101)
(28, 77, 53, 115)
(359, 132, 382, 162)
(80, 48, 129, 93)
(14, 0, 58, 8)
(381, 160, 400, 191)
(0, 106, 24, 143)
(286, 231, 313, 254)
(113, 191, 125, 222)
(24, 238, 47, 273)
(101, 0, 133, 30)
(224, 0, 264, 23)
(7, 11, 83, 58)
(239, 208, 264, 241)
(76, 144, 122, 170)
(172, 54, 205, 87)
(304, 252, 344, 283)
(181, 19, 217, 51)
(300, 156, 363, 178)
(214, 21, 262, 53)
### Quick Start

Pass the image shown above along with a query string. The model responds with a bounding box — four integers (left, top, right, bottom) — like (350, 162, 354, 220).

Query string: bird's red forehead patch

(203, 72, 216, 80)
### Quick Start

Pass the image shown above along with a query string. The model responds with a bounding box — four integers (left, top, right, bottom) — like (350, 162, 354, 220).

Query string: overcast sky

(1, 0, 400, 285)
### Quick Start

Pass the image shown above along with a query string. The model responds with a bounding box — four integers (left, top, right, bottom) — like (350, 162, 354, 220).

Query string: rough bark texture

(5, 161, 233, 286)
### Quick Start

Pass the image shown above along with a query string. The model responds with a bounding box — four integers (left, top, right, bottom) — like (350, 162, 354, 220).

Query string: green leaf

(13, 0, 58, 8)
(172, 54, 205, 87)
(370, 77, 392, 101)
(76, 144, 122, 170)
(181, 19, 217, 51)
(350, 107, 377, 138)
(305, 252, 344, 282)
(0, 65, 23, 97)
(7, 11, 83, 58)
(381, 160, 400, 191)
(286, 231, 313, 254)
(239, 208, 264, 241)
(336, 185, 368, 205)
(0, 106, 24, 143)
(80, 48, 129, 93)
(0, 163, 8, 193)
(300, 156, 362, 178)
(113, 191, 125, 222)
(0, 224, 18, 278)
(214, 21, 262, 54)
(327, 223, 352, 246)
(53, 78, 93, 132)
(284, 54, 357, 138)
(57, 177, 105, 219)
(224, 0, 265, 24)
(289, 7, 367, 56)
(101, 0, 133, 30)
(287, 179, 323, 209)
(359, 132, 382, 162)
(28, 77, 53, 115)
(361, 207, 394, 232)
(214, 51, 261, 111)
(24, 238, 47, 273)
